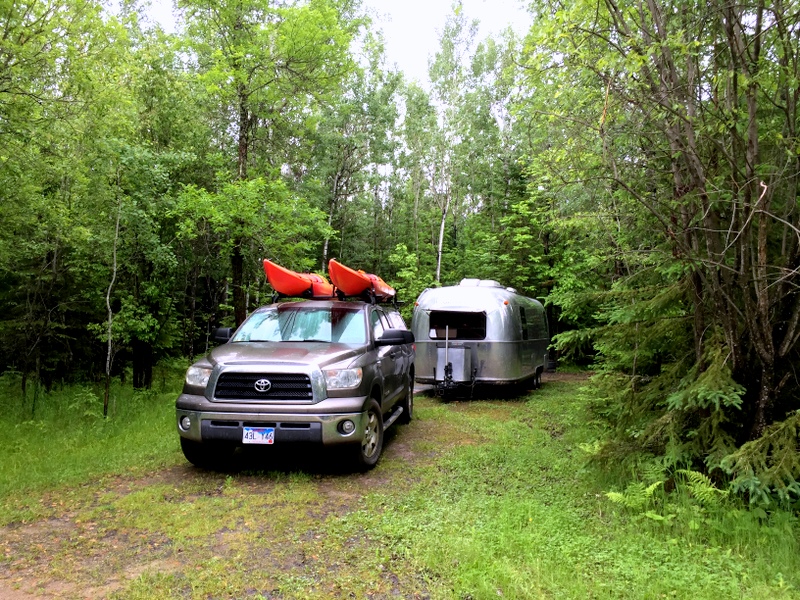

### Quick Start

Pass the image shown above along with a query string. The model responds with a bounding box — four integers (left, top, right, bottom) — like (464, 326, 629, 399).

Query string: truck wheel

(398, 371, 414, 424)
(180, 437, 234, 470)
(354, 399, 384, 470)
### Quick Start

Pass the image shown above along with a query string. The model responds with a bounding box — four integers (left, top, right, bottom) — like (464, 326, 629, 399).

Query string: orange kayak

(328, 259, 395, 300)
(263, 259, 334, 299)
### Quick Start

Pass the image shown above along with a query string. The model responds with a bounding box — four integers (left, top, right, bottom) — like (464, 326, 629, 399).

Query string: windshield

(232, 305, 367, 344)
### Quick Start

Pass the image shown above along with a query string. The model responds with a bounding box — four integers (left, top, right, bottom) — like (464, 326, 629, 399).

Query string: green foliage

(181, 0, 360, 178)
(387, 243, 436, 321)
(666, 348, 745, 413)
(606, 480, 664, 512)
(66, 386, 105, 420)
(585, 333, 745, 477)
(173, 177, 330, 269)
(520, 0, 800, 502)
(722, 411, 800, 507)
(304, 37, 403, 273)
(677, 469, 729, 509)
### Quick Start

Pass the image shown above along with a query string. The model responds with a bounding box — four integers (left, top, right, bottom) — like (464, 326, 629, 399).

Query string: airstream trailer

(411, 279, 549, 394)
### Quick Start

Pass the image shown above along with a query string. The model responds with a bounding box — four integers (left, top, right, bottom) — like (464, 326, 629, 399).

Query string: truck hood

(208, 341, 366, 369)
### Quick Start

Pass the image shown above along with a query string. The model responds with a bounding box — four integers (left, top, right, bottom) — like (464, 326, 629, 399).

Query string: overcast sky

(145, 0, 531, 86)
(361, 0, 531, 85)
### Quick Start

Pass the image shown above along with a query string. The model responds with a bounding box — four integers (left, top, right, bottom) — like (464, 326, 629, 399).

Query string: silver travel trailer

(411, 279, 549, 394)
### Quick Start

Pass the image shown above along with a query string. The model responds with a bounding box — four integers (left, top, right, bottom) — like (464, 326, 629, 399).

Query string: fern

(606, 480, 664, 511)
(676, 469, 728, 508)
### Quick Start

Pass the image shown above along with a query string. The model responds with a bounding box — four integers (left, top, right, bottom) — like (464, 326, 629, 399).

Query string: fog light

(339, 419, 355, 435)
(179, 416, 192, 431)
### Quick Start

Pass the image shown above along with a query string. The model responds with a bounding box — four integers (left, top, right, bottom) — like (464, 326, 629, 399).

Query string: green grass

(0, 371, 184, 525)
(362, 384, 800, 598)
(0, 374, 798, 599)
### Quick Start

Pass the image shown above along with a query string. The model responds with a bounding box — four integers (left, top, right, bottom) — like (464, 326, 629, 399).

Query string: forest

(0, 0, 798, 504)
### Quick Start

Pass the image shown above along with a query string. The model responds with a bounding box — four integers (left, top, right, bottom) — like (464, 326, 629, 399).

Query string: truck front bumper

(175, 393, 370, 445)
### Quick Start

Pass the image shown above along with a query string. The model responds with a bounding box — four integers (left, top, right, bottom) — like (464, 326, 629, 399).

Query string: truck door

(371, 309, 401, 408)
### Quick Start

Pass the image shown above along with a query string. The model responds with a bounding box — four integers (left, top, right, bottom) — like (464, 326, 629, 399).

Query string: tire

(398, 371, 414, 425)
(180, 437, 235, 470)
(353, 399, 384, 470)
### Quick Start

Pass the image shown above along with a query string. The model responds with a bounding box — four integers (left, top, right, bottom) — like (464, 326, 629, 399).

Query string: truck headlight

(186, 366, 212, 387)
(324, 368, 363, 390)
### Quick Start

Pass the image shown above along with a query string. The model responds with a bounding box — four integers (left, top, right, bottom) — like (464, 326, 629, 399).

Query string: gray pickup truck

(176, 299, 415, 470)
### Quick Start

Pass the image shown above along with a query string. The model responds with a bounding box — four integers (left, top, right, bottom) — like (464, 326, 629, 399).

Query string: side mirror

(375, 329, 415, 347)
(212, 327, 233, 343)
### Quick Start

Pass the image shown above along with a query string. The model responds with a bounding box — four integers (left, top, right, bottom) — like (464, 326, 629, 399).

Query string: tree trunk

(322, 174, 338, 271)
(435, 196, 450, 284)
(236, 80, 249, 181)
(132, 338, 153, 390)
(691, 270, 705, 368)
(232, 240, 246, 326)
(32, 354, 40, 418)
(413, 164, 421, 256)
(229, 62, 252, 324)
(750, 363, 774, 440)
(104, 188, 122, 417)
(322, 208, 333, 271)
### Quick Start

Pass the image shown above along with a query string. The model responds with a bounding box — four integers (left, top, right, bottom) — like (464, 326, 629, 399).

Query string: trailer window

(428, 311, 486, 340)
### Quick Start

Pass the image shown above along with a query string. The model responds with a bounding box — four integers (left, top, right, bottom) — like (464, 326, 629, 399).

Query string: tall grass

(0, 364, 186, 524)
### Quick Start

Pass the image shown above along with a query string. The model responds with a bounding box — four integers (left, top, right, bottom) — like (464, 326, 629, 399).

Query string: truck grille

(214, 373, 313, 401)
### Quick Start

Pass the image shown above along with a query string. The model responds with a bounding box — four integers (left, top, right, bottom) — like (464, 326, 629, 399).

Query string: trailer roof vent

(459, 278, 504, 288)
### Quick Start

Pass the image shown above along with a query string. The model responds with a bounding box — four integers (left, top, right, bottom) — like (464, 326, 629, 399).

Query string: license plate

(242, 426, 275, 444)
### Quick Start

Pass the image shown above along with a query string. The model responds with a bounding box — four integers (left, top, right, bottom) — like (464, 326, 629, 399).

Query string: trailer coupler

(434, 364, 478, 397)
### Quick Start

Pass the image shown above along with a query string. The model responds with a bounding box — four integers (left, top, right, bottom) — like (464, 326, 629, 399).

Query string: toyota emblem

(254, 378, 272, 393)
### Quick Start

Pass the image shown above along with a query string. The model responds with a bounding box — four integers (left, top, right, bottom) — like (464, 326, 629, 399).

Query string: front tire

(180, 437, 235, 470)
(353, 399, 384, 470)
